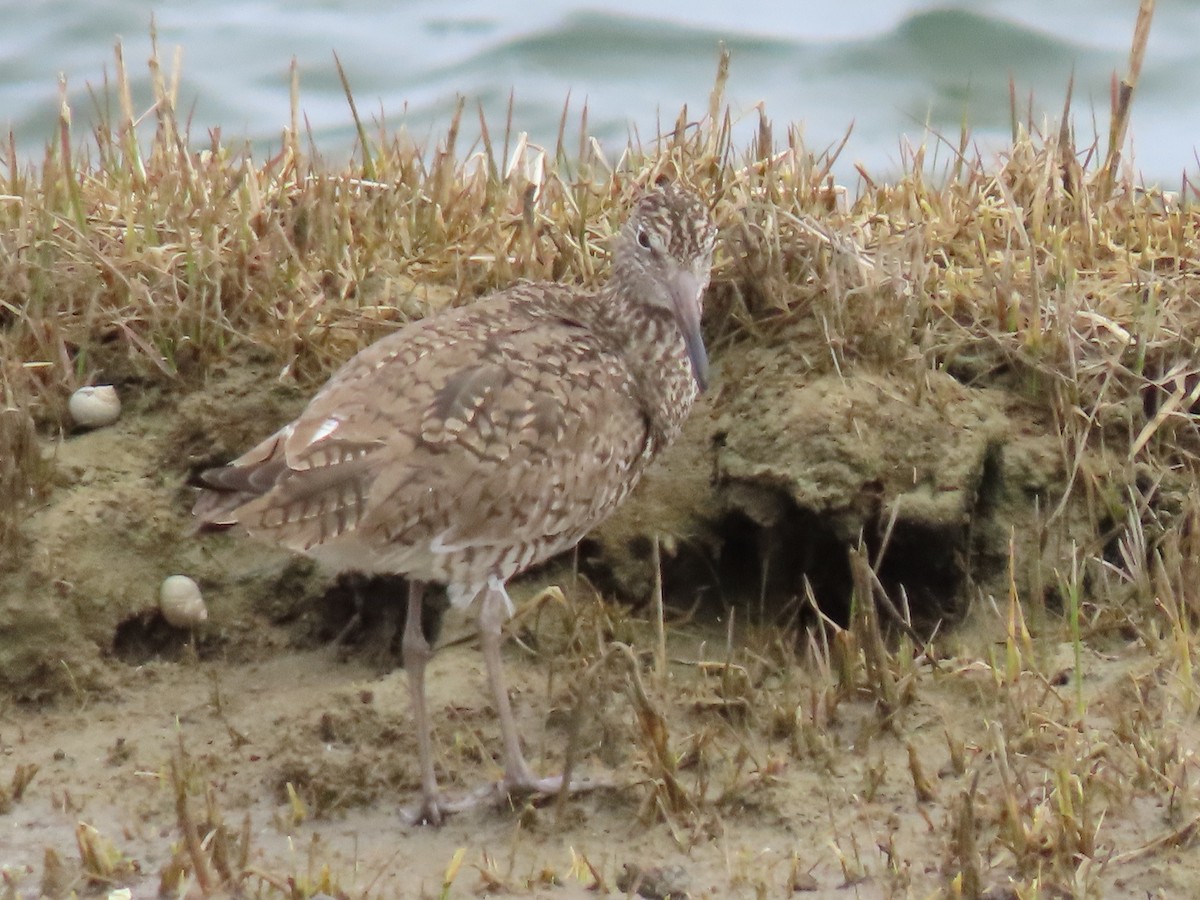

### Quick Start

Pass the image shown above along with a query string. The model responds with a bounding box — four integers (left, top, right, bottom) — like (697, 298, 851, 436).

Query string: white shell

(159, 575, 208, 628)
(68, 385, 121, 428)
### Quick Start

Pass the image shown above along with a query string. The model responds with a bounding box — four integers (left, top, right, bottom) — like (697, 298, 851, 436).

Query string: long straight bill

(669, 270, 708, 392)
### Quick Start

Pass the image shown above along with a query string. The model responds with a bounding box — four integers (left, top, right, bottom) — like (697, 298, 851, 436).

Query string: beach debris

(617, 862, 690, 899)
(159, 575, 208, 628)
(68, 385, 121, 429)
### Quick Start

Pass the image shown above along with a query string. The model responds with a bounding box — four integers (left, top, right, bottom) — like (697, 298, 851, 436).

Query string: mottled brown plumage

(193, 183, 717, 823)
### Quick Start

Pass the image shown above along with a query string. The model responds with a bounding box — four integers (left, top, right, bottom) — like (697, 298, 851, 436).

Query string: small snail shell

(68, 385, 121, 429)
(159, 575, 208, 628)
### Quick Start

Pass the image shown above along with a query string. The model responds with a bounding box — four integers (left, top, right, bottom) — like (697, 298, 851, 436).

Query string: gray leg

(406, 580, 610, 819)
(478, 582, 562, 793)
(401, 580, 442, 825)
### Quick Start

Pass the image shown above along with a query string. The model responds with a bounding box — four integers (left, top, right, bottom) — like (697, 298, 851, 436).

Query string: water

(2, 1, 1198, 186)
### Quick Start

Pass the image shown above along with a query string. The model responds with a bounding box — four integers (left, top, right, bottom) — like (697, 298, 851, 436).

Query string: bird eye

(636, 227, 652, 250)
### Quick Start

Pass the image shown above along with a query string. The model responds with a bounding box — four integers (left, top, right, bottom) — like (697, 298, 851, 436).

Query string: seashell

(68, 385, 121, 429)
(159, 575, 208, 628)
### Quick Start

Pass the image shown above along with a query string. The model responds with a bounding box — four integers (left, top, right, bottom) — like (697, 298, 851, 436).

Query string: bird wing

(199, 286, 652, 564)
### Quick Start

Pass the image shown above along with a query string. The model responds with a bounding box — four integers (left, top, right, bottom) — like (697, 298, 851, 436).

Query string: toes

(405, 772, 613, 822)
(502, 771, 614, 797)
(402, 797, 444, 827)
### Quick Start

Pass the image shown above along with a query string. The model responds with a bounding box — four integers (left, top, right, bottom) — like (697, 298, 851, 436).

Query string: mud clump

(714, 360, 1009, 625)
(272, 699, 418, 817)
(588, 346, 1066, 632)
(0, 356, 316, 700)
(1, 342, 1063, 700)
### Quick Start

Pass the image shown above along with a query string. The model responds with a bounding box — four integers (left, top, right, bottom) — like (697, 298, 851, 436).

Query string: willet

(193, 182, 718, 823)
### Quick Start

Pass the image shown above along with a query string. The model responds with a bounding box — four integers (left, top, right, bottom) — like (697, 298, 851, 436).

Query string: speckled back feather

(193, 184, 717, 607)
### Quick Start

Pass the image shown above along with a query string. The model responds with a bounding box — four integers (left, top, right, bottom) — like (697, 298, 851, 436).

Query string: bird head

(612, 183, 718, 391)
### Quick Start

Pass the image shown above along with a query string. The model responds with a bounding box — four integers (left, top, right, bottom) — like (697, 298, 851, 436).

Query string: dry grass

(9, 5, 1200, 896)
(5, 16, 1192, 537)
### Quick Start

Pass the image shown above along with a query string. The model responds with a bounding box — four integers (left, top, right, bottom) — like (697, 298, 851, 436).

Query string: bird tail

(189, 427, 291, 532)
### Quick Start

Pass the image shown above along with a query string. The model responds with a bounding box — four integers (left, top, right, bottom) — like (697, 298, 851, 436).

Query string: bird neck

(594, 281, 698, 452)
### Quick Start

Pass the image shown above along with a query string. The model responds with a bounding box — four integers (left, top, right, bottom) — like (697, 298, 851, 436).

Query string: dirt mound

(1, 338, 1074, 699)
(587, 343, 1069, 635)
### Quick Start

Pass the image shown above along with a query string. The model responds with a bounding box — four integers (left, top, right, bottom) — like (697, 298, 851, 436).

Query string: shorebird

(192, 182, 718, 823)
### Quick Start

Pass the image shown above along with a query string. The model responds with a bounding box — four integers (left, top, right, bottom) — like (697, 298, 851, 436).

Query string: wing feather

(193, 286, 652, 567)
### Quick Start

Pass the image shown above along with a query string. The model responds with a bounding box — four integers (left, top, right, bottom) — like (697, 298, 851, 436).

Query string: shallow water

(2, 1, 1198, 185)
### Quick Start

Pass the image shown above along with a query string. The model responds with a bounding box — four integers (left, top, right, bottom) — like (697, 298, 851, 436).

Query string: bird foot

(500, 769, 614, 798)
(401, 794, 447, 827)
(401, 771, 613, 826)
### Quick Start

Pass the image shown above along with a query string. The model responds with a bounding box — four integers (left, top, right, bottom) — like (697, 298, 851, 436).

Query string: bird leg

(478, 582, 548, 791)
(401, 579, 443, 825)
(478, 581, 611, 800)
